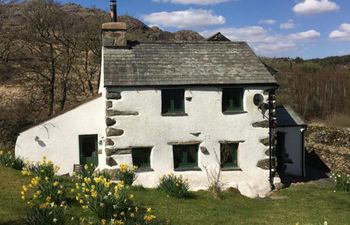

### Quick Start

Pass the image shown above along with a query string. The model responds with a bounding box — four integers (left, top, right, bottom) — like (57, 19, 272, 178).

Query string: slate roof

(276, 105, 307, 127)
(104, 41, 277, 87)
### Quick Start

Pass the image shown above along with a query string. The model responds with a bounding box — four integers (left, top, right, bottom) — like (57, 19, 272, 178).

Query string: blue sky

(59, 0, 350, 59)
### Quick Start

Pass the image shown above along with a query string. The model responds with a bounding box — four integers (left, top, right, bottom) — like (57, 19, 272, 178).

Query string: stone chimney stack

(102, 0, 127, 48)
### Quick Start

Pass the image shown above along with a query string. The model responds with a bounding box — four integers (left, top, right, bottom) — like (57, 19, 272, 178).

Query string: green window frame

(222, 88, 244, 113)
(161, 89, 185, 114)
(132, 148, 152, 170)
(220, 143, 239, 169)
(173, 144, 199, 170)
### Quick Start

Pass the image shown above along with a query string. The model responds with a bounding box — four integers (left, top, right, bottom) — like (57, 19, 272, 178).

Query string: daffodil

(144, 214, 156, 222)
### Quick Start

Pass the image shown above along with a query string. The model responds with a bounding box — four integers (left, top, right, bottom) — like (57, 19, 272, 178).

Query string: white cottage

(15, 14, 302, 198)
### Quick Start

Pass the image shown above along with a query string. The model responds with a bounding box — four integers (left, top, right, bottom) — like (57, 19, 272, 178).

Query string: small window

(173, 144, 199, 170)
(222, 88, 244, 113)
(161, 89, 185, 114)
(220, 143, 239, 169)
(79, 135, 98, 166)
(132, 148, 152, 170)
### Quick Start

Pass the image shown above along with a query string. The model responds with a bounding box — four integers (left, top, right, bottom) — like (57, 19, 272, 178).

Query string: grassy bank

(0, 165, 349, 225)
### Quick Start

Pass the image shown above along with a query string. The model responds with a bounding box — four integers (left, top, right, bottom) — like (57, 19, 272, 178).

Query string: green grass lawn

(1, 165, 349, 225)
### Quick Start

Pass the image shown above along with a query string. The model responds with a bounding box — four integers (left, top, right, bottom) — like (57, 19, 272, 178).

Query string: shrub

(74, 165, 158, 225)
(21, 157, 67, 225)
(115, 164, 137, 186)
(158, 174, 190, 198)
(330, 172, 350, 192)
(0, 150, 25, 170)
(204, 165, 223, 199)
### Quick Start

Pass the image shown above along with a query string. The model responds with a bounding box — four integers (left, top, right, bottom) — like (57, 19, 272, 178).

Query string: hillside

(0, 1, 350, 149)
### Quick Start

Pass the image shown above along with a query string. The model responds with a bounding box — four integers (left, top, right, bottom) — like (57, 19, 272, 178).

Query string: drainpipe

(268, 89, 277, 188)
(301, 127, 307, 177)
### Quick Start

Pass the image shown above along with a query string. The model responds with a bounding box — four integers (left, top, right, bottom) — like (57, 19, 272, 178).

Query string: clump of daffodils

(330, 172, 350, 193)
(75, 164, 158, 225)
(115, 163, 137, 186)
(21, 157, 67, 225)
(158, 173, 190, 199)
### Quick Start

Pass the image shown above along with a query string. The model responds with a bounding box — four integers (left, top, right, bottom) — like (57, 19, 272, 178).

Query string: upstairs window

(132, 147, 152, 170)
(161, 89, 185, 115)
(220, 143, 239, 169)
(173, 144, 199, 170)
(222, 88, 244, 113)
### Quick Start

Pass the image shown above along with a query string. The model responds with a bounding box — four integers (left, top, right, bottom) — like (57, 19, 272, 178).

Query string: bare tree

(20, 0, 78, 115)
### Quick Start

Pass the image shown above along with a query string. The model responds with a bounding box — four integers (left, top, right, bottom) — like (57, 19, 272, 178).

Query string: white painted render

(15, 97, 106, 175)
(277, 126, 305, 177)
(107, 87, 273, 198)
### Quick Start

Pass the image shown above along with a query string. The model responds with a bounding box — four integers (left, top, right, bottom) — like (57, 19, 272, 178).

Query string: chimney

(102, 0, 127, 48)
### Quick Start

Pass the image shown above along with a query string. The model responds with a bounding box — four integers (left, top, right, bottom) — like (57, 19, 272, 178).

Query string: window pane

(80, 135, 97, 157)
(132, 148, 151, 168)
(173, 144, 198, 169)
(162, 89, 185, 114)
(222, 88, 243, 112)
(220, 143, 238, 168)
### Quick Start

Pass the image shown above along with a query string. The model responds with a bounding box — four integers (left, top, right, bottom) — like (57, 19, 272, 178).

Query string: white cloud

(293, 0, 339, 15)
(153, 0, 230, 5)
(258, 19, 277, 25)
(280, 20, 295, 29)
(142, 9, 225, 29)
(289, 30, 320, 40)
(329, 23, 350, 41)
(200, 27, 321, 55)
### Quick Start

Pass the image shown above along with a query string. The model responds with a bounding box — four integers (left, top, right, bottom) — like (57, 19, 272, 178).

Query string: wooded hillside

(0, 0, 349, 148)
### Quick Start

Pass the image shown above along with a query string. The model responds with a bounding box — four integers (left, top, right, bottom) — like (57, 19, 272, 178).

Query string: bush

(74, 164, 158, 225)
(21, 157, 68, 225)
(115, 164, 137, 186)
(330, 172, 350, 192)
(158, 174, 190, 198)
(0, 150, 25, 170)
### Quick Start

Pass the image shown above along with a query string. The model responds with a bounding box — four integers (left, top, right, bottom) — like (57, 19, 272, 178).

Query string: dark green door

(79, 134, 98, 166)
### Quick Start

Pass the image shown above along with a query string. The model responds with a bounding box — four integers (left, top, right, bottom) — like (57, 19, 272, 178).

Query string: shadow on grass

(0, 220, 25, 225)
(280, 149, 331, 187)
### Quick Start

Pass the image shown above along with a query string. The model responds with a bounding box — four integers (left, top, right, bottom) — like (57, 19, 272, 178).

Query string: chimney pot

(110, 0, 117, 22)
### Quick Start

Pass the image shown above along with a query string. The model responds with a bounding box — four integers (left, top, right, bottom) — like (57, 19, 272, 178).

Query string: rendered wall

(277, 126, 304, 177)
(104, 87, 273, 198)
(15, 97, 106, 175)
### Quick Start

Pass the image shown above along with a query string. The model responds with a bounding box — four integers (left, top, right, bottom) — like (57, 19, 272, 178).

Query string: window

(79, 135, 98, 166)
(132, 148, 152, 170)
(161, 89, 185, 114)
(222, 88, 244, 113)
(173, 144, 199, 170)
(220, 143, 239, 169)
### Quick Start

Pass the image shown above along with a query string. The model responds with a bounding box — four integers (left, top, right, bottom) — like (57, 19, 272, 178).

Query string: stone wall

(306, 125, 350, 174)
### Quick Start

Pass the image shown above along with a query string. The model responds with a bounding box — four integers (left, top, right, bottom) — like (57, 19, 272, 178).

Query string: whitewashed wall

(15, 97, 106, 175)
(277, 126, 305, 177)
(106, 87, 273, 198)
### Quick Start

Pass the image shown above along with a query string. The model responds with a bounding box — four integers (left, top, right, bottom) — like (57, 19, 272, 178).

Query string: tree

(20, 0, 78, 115)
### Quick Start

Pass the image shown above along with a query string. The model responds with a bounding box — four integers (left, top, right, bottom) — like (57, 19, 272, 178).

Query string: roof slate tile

(104, 42, 277, 86)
